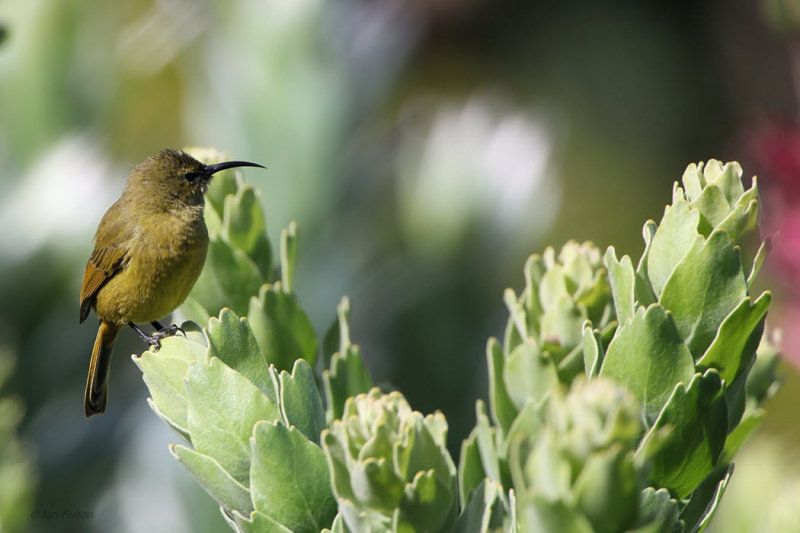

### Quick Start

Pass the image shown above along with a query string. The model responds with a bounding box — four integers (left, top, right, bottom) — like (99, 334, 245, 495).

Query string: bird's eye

(184, 171, 201, 182)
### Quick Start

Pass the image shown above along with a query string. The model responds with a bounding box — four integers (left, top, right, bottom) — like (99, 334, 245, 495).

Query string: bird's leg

(151, 321, 186, 338)
(127, 321, 184, 351)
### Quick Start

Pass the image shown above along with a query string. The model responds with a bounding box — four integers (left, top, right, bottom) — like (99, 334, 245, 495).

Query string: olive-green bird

(80, 149, 265, 417)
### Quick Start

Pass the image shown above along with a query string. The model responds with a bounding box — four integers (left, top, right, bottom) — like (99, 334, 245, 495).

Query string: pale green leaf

(248, 284, 318, 371)
(190, 238, 266, 317)
(660, 229, 748, 357)
(599, 305, 695, 423)
(250, 421, 337, 532)
(637, 370, 727, 498)
(503, 340, 558, 410)
(486, 337, 518, 432)
(171, 444, 253, 515)
(281, 221, 298, 293)
(573, 447, 638, 533)
(279, 359, 326, 444)
(232, 510, 296, 533)
(697, 292, 770, 383)
(637, 487, 680, 533)
(222, 185, 272, 279)
(134, 331, 207, 436)
(207, 308, 274, 399)
(454, 479, 508, 533)
(582, 324, 603, 379)
(323, 346, 372, 424)
(605, 247, 635, 325)
(186, 357, 280, 485)
(646, 201, 700, 297)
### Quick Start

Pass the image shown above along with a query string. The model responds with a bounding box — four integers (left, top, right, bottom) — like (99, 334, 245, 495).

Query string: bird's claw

(160, 323, 186, 338)
(149, 324, 186, 351)
(129, 321, 186, 352)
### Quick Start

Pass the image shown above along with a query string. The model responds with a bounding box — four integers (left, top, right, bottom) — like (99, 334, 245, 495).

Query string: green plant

(136, 155, 779, 532)
(0, 348, 36, 533)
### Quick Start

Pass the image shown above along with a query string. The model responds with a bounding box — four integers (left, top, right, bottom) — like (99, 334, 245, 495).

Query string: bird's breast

(94, 213, 209, 324)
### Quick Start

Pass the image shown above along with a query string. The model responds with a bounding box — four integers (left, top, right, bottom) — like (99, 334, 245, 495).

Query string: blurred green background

(0, 1, 799, 532)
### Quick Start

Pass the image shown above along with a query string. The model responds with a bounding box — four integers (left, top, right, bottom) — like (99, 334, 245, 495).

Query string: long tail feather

(84, 321, 120, 417)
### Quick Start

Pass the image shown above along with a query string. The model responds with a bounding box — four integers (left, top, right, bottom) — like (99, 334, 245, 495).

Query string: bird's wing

(79, 202, 134, 323)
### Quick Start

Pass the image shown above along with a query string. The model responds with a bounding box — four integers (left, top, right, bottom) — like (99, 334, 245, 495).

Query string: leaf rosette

(322, 388, 458, 532)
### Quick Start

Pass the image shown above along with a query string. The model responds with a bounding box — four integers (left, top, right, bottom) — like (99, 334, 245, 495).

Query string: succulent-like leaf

(605, 247, 635, 325)
(581, 324, 603, 379)
(716, 196, 758, 244)
(322, 297, 352, 369)
(185, 357, 281, 485)
(191, 239, 266, 317)
(134, 327, 208, 437)
(248, 283, 318, 371)
(281, 221, 298, 293)
(323, 297, 372, 424)
(697, 292, 770, 383)
(278, 359, 326, 444)
(503, 288, 528, 355)
(232, 510, 296, 533)
(645, 200, 700, 297)
(746, 239, 769, 288)
(250, 421, 337, 532)
(678, 463, 734, 533)
(599, 305, 695, 423)
(505, 400, 545, 453)
(637, 487, 680, 533)
(222, 185, 272, 280)
(320, 513, 348, 533)
(170, 444, 253, 515)
(503, 339, 558, 410)
(398, 468, 458, 532)
(637, 370, 727, 498)
(454, 479, 509, 533)
(572, 446, 638, 533)
(658, 229, 747, 357)
(323, 346, 372, 424)
(207, 308, 274, 398)
(515, 495, 594, 533)
(633, 220, 659, 308)
(486, 337, 518, 432)
(541, 296, 585, 361)
(459, 434, 486, 510)
(522, 255, 546, 337)
(514, 431, 572, 501)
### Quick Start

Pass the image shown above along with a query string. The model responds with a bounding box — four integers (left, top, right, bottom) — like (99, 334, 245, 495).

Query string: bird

(80, 148, 265, 417)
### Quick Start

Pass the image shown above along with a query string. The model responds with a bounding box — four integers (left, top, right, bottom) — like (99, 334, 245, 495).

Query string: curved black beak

(204, 160, 266, 176)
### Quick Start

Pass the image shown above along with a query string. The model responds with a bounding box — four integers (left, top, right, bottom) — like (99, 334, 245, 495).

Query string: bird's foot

(128, 321, 186, 351)
(151, 321, 186, 339)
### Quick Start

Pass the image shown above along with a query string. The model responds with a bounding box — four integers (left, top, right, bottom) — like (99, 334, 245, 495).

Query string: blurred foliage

(708, 435, 800, 533)
(0, 348, 35, 533)
(0, 1, 797, 532)
(761, 0, 800, 35)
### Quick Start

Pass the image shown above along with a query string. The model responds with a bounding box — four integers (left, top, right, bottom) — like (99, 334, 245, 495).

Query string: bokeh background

(1, 0, 799, 531)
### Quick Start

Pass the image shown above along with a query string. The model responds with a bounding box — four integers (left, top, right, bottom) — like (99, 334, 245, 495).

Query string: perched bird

(80, 149, 265, 417)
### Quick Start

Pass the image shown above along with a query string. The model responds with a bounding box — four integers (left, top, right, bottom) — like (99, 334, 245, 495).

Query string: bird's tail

(84, 321, 120, 417)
